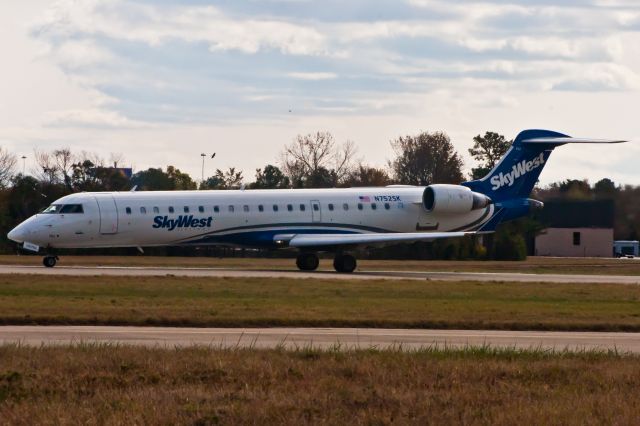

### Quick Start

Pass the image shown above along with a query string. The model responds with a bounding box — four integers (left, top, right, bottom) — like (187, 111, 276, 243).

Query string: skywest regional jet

(7, 130, 625, 272)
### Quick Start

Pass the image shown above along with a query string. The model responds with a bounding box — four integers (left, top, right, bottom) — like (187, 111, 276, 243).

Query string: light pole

(200, 153, 206, 187)
(21, 156, 26, 175)
(200, 153, 216, 189)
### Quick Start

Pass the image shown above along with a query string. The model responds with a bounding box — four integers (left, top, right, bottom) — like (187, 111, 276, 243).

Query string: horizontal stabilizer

(287, 232, 473, 248)
(522, 137, 627, 145)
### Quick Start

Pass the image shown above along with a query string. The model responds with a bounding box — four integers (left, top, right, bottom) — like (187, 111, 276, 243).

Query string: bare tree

(53, 148, 75, 190)
(281, 131, 356, 188)
(0, 146, 17, 188)
(109, 152, 125, 168)
(34, 150, 60, 184)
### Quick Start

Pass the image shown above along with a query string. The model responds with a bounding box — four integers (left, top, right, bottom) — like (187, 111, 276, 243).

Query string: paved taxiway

(1, 264, 640, 284)
(1, 326, 639, 352)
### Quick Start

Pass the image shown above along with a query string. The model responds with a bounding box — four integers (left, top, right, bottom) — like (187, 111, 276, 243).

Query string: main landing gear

(295, 252, 358, 273)
(333, 254, 357, 273)
(296, 252, 319, 271)
(43, 255, 58, 268)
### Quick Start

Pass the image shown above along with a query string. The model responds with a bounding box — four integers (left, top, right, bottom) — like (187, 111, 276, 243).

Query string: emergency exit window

(573, 232, 581, 246)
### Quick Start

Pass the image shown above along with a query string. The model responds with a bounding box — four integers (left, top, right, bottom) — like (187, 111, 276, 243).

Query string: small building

(532, 200, 614, 258)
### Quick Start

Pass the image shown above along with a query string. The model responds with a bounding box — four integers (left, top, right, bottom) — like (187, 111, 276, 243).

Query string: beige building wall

(535, 228, 613, 258)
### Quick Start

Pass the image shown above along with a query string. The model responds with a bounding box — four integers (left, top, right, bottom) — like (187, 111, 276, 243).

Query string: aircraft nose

(7, 224, 27, 243)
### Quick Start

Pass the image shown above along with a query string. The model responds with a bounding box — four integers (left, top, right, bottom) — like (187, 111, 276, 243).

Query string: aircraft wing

(284, 232, 473, 249)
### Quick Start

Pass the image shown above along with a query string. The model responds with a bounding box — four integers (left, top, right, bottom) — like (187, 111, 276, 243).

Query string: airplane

(7, 129, 626, 272)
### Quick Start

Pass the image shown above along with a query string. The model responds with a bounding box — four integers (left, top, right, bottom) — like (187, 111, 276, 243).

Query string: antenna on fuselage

(130, 185, 138, 192)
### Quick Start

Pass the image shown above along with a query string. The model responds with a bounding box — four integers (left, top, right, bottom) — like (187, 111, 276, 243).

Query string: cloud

(44, 108, 146, 128)
(51, 39, 114, 68)
(20, 0, 640, 155)
(288, 72, 338, 80)
(552, 63, 640, 91)
(33, 1, 331, 56)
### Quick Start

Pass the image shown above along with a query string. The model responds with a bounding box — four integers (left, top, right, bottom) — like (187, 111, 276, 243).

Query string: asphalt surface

(1, 326, 639, 352)
(1, 264, 640, 284)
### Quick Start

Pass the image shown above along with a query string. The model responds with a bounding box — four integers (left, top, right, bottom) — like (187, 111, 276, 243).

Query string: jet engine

(423, 184, 492, 214)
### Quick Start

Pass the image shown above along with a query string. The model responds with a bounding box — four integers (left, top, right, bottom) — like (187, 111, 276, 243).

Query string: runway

(1, 326, 639, 352)
(1, 264, 640, 284)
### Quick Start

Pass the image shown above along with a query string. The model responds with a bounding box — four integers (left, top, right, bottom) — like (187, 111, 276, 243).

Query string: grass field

(0, 344, 639, 424)
(1, 275, 640, 331)
(2, 254, 640, 275)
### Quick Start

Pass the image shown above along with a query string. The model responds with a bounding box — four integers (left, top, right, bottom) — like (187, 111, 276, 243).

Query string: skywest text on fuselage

(152, 215, 213, 231)
(490, 152, 545, 191)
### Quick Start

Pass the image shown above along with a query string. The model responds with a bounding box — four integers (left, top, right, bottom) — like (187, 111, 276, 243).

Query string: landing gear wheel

(296, 253, 319, 271)
(333, 254, 357, 273)
(43, 256, 58, 268)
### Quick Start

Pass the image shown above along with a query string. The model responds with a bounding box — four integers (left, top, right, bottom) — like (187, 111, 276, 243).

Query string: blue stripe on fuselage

(179, 228, 358, 248)
(171, 222, 393, 244)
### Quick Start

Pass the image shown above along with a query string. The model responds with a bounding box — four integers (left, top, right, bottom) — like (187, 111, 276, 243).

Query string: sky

(1, 0, 639, 185)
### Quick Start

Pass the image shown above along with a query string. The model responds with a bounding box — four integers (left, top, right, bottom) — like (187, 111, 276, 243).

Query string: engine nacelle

(423, 184, 492, 214)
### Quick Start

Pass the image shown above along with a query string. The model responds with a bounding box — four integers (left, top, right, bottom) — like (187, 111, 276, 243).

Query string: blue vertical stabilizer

(462, 129, 625, 231)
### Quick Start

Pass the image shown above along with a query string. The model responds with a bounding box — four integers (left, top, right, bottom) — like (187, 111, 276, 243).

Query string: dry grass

(0, 344, 639, 425)
(1, 275, 640, 331)
(3, 254, 640, 275)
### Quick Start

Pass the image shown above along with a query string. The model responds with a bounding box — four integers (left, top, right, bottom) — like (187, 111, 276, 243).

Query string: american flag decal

(358, 196, 371, 202)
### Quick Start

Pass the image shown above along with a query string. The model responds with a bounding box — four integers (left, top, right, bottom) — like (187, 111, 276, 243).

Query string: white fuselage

(8, 187, 493, 250)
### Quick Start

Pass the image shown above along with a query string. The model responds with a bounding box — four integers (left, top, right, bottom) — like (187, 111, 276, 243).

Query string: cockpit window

(60, 204, 84, 214)
(42, 204, 83, 214)
(42, 205, 62, 214)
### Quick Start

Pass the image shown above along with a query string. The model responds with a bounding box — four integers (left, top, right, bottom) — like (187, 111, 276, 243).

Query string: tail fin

(463, 129, 625, 202)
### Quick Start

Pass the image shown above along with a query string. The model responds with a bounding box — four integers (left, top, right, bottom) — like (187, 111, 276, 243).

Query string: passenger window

(258, 205, 264, 212)
(214, 206, 220, 213)
(125, 207, 132, 215)
(328, 203, 334, 211)
(140, 207, 147, 214)
(153, 207, 160, 214)
(343, 203, 349, 211)
(287, 204, 293, 212)
(357, 203, 363, 210)
(313, 204, 319, 211)
(198, 206, 204, 213)
(184, 206, 190, 213)
(384, 203, 390, 210)
(228, 205, 235, 213)
(371, 203, 377, 210)
(299, 204, 306, 211)
(273, 205, 279, 212)
(244, 205, 250, 212)
(168, 206, 174, 213)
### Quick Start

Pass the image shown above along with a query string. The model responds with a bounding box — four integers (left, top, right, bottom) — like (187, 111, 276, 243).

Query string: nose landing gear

(43, 255, 58, 268)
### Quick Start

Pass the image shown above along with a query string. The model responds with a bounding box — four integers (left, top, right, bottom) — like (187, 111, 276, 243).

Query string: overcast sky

(1, 0, 639, 185)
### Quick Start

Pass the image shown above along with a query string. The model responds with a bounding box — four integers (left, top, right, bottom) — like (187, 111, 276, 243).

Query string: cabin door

(94, 194, 119, 234)
(311, 200, 322, 223)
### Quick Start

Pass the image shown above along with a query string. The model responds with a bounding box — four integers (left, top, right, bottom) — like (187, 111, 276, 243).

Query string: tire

(296, 253, 319, 271)
(333, 254, 356, 273)
(43, 256, 57, 268)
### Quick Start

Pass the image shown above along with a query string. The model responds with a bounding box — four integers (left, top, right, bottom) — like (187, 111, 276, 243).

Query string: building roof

(533, 199, 614, 229)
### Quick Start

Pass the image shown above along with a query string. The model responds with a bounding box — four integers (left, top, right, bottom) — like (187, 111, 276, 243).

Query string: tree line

(0, 130, 637, 259)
